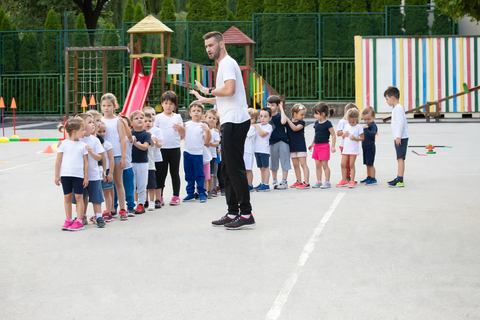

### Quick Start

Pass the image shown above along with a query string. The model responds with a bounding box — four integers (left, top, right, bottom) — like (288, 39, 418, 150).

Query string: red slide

(120, 58, 158, 116)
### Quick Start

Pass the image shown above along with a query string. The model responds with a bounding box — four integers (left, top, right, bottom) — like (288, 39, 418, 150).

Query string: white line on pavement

(0, 156, 57, 172)
(266, 193, 345, 320)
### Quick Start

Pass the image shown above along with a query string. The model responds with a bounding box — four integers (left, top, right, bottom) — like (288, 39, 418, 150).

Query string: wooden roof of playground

(223, 26, 255, 45)
(127, 15, 173, 34)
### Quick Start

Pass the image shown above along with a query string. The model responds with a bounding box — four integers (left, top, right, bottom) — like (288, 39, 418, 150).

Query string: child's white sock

(241, 214, 251, 219)
(227, 214, 237, 219)
(281, 179, 287, 184)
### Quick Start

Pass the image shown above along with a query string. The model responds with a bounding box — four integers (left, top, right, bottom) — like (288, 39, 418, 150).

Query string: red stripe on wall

(366, 39, 370, 106)
(467, 37, 472, 112)
(408, 38, 412, 110)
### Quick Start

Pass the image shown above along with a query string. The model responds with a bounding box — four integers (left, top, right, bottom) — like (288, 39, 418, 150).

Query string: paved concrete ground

(1, 119, 479, 320)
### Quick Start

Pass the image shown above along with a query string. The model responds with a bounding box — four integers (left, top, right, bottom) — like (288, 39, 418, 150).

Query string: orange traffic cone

(89, 95, 96, 106)
(42, 145, 57, 153)
(81, 96, 88, 113)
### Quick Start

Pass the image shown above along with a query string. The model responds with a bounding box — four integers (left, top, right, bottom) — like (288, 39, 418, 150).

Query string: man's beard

(210, 47, 221, 60)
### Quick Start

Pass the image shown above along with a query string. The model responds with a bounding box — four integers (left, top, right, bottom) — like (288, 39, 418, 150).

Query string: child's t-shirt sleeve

(93, 138, 105, 154)
(337, 120, 346, 131)
(57, 141, 66, 153)
(144, 132, 152, 145)
(214, 131, 220, 141)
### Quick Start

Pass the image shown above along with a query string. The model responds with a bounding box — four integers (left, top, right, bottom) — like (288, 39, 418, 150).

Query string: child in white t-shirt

(337, 103, 359, 182)
(143, 106, 163, 208)
(154, 91, 184, 206)
(97, 122, 115, 220)
(204, 109, 220, 198)
(144, 112, 161, 211)
(181, 102, 211, 203)
(245, 108, 258, 191)
(76, 113, 107, 226)
(55, 117, 89, 231)
(336, 109, 364, 189)
(253, 108, 273, 192)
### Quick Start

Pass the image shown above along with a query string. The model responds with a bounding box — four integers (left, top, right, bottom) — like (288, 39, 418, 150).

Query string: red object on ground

(120, 58, 158, 117)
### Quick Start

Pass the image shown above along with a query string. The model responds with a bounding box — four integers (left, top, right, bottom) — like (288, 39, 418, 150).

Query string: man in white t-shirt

(190, 31, 254, 230)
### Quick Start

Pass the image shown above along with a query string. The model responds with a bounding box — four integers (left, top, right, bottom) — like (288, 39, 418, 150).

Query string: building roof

(222, 26, 256, 45)
(127, 15, 173, 34)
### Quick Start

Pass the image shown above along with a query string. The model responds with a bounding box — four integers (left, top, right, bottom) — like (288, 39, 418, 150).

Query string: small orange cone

(89, 95, 96, 106)
(10, 97, 17, 109)
(42, 145, 57, 153)
(81, 96, 88, 113)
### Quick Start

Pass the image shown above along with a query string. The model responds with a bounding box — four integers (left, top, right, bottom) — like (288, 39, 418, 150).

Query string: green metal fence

(0, 7, 458, 115)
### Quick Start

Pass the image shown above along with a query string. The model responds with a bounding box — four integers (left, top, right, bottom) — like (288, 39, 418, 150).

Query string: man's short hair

(362, 106, 376, 117)
(266, 95, 281, 105)
(384, 86, 400, 99)
(203, 31, 224, 43)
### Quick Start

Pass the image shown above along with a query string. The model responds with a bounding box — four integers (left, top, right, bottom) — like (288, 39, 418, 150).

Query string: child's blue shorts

(394, 138, 409, 160)
(255, 152, 270, 168)
(72, 180, 104, 204)
(363, 147, 376, 166)
(101, 169, 114, 189)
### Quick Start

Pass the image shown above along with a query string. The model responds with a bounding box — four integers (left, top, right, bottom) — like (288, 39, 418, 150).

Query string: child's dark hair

(189, 101, 204, 112)
(161, 90, 178, 108)
(144, 113, 152, 119)
(384, 86, 400, 100)
(266, 95, 281, 105)
(57, 117, 85, 135)
(313, 102, 334, 118)
(260, 107, 272, 117)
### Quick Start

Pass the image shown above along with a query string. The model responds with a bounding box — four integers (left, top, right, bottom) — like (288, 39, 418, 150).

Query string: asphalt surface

(1, 119, 479, 320)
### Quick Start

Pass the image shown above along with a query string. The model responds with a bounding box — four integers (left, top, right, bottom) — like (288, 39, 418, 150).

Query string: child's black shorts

(394, 138, 409, 159)
(61, 176, 84, 195)
(362, 147, 376, 166)
(147, 170, 157, 189)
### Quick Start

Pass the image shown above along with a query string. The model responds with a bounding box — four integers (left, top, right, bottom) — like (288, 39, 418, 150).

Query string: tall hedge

(431, 10, 451, 35)
(211, 0, 228, 21)
(160, 0, 179, 58)
(404, 0, 429, 35)
(41, 9, 61, 72)
(1, 16, 17, 73)
(123, 0, 135, 24)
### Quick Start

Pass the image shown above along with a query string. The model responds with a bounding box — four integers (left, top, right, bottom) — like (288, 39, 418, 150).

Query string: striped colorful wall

(355, 36, 480, 114)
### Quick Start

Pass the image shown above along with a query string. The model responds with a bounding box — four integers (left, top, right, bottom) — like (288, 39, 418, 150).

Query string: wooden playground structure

(65, 15, 281, 116)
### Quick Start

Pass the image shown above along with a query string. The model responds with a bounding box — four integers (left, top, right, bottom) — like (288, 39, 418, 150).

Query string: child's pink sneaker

(348, 181, 356, 188)
(336, 180, 349, 187)
(62, 219, 73, 230)
(169, 196, 180, 206)
(160, 197, 165, 206)
(68, 219, 85, 231)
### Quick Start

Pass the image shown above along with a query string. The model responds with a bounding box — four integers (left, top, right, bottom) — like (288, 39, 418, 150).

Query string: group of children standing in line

(245, 86, 409, 191)
(55, 85, 409, 231)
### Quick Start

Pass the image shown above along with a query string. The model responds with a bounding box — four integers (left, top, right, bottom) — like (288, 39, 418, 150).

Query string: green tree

(1, 16, 17, 73)
(200, 0, 213, 21)
(264, 0, 277, 12)
(0, 9, 5, 26)
(73, 13, 90, 47)
(298, 0, 317, 12)
(319, 0, 340, 56)
(187, 0, 203, 21)
(431, 10, 452, 35)
(404, 0, 429, 35)
(211, 0, 228, 21)
(160, 0, 177, 21)
(123, 0, 135, 23)
(41, 9, 61, 72)
(160, 0, 179, 58)
(434, 0, 480, 21)
(19, 34, 39, 71)
(227, 11, 235, 21)
(11, 24, 21, 71)
(134, 2, 145, 22)
(351, 0, 367, 12)
(236, 0, 263, 20)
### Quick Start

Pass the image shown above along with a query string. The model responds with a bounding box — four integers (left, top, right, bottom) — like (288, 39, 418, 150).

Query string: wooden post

(167, 33, 171, 58)
(73, 51, 78, 115)
(103, 50, 107, 95)
(130, 33, 134, 77)
(161, 33, 165, 94)
(250, 45, 254, 68)
(246, 45, 250, 70)
(65, 49, 70, 118)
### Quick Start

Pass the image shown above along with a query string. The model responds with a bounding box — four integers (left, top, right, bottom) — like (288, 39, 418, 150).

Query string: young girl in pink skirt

(308, 103, 336, 189)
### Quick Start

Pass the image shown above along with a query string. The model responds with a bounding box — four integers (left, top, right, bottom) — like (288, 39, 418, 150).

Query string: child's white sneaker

(148, 201, 155, 211)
